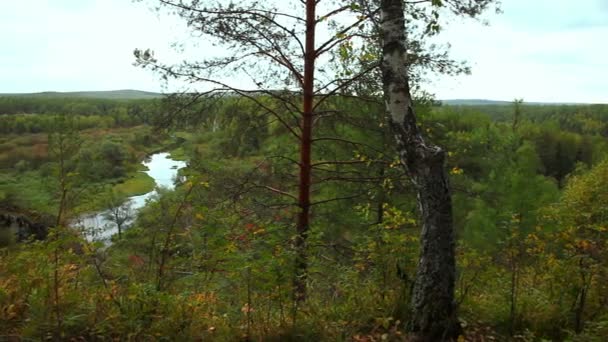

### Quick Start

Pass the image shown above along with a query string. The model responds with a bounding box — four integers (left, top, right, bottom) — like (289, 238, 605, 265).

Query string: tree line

(0, 97, 163, 134)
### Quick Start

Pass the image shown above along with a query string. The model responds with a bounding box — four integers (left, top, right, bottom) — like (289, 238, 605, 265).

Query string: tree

(134, 0, 384, 304)
(546, 160, 608, 333)
(102, 193, 134, 240)
(48, 115, 83, 226)
(512, 98, 523, 132)
(378, 0, 497, 340)
(136, 0, 497, 333)
(47, 114, 83, 338)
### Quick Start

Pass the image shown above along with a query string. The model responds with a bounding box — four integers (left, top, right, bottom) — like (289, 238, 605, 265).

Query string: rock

(0, 208, 51, 244)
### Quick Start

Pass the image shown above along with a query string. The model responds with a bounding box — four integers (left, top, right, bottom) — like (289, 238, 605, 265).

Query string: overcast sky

(0, 0, 606, 103)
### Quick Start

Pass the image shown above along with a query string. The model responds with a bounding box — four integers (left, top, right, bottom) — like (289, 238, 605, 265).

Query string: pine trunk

(293, 0, 316, 303)
(380, 0, 459, 340)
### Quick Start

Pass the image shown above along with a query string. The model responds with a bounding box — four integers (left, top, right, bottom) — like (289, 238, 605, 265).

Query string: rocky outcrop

(0, 209, 51, 244)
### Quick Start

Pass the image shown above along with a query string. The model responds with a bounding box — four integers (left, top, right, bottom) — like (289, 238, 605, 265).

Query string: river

(72, 152, 186, 242)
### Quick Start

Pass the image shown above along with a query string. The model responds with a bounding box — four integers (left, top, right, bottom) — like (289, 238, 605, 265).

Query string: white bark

(380, 0, 459, 340)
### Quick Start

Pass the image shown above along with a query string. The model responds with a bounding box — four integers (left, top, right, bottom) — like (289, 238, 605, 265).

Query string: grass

(73, 171, 155, 215)
(0, 171, 55, 214)
(168, 146, 188, 161)
(1, 168, 155, 216)
(0, 126, 176, 215)
(113, 171, 156, 197)
(135, 163, 150, 172)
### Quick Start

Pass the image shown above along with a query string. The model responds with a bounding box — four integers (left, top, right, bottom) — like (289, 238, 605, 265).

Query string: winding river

(73, 152, 186, 242)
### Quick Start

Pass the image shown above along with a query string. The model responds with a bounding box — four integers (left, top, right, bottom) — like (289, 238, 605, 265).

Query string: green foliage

(0, 96, 163, 133)
(3, 94, 608, 340)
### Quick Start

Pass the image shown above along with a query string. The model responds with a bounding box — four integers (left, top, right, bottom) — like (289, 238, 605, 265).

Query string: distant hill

(0, 91, 595, 104)
(0, 89, 165, 100)
(440, 99, 512, 106)
(440, 99, 592, 106)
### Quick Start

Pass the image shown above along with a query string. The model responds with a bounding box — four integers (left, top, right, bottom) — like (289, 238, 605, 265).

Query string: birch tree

(378, 0, 497, 340)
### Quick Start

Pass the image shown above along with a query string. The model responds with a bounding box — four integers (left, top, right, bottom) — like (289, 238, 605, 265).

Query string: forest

(2, 0, 608, 341)
(2, 94, 608, 341)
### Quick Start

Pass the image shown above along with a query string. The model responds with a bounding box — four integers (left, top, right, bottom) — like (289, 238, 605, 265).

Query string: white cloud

(431, 0, 608, 103)
(0, 0, 606, 103)
(0, 0, 189, 92)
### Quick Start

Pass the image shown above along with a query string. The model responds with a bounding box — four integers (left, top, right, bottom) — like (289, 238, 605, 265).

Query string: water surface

(73, 152, 186, 242)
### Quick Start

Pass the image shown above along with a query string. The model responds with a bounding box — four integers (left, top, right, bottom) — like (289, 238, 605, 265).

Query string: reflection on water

(73, 152, 186, 243)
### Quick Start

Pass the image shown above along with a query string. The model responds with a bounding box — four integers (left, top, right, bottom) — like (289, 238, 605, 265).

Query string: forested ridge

(2, 0, 608, 341)
(1, 92, 608, 340)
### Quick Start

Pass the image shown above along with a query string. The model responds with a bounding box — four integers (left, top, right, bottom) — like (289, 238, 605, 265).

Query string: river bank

(73, 152, 187, 242)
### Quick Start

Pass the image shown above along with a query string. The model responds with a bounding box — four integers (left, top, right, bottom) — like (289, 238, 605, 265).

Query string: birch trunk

(380, 0, 459, 340)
